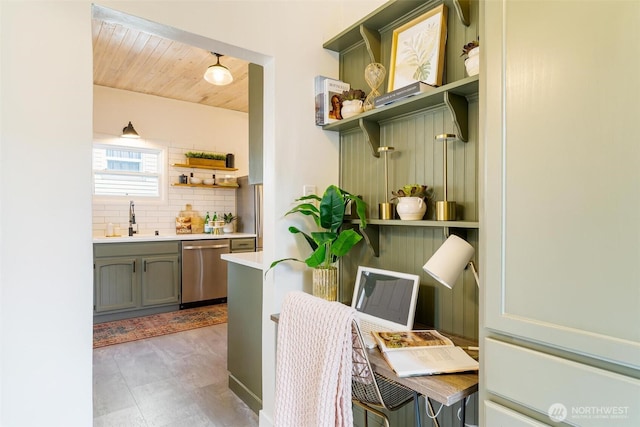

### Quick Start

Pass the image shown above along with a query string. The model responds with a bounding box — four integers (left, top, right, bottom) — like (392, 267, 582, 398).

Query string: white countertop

(221, 251, 264, 270)
(93, 233, 257, 244)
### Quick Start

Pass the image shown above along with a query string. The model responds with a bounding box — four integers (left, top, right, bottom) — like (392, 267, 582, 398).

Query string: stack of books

(314, 76, 350, 125)
(374, 81, 436, 108)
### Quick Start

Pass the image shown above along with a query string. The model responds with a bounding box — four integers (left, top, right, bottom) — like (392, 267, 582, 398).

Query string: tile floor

(93, 323, 259, 427)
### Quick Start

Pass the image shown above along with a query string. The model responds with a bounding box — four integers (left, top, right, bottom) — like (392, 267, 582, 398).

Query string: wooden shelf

(323, 76, 479, 156)
(172, 163, 238, 172)
(171, 183, 238, 189)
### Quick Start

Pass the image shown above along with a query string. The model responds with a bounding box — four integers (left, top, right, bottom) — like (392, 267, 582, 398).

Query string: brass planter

(312, 266, 338, 301)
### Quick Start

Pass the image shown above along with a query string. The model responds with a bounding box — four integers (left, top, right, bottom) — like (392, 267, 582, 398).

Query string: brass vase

(312, 266, 338, 301)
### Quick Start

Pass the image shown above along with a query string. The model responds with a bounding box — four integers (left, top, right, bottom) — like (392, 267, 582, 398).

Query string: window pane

(93, 144, 162, 198)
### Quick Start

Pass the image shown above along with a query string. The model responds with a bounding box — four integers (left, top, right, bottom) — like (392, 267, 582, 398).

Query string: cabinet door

(94, 257, 138, 312)
(248, 63, 263, 184)
(141, 255, 180, 306)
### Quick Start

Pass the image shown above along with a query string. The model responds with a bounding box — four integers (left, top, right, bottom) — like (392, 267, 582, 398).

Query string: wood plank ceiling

(92, 19, 249, 113)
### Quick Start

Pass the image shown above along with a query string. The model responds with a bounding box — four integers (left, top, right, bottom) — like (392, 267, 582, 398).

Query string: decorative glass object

(364, 63, 386, 111)
(312, 266, 338, 301)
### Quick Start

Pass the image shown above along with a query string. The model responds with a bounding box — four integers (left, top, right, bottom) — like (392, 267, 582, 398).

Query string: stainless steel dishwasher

(180, 239, 230, 309)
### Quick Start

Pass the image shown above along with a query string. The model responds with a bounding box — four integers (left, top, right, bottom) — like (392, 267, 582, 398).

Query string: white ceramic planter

(396, 197, 427, 220)
(465, 47, 480, 76)
(341, 100, 364, 119)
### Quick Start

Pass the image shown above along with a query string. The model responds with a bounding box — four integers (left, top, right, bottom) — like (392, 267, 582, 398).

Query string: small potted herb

(391, 184, 432, 220)
(339, 89, 367, 118)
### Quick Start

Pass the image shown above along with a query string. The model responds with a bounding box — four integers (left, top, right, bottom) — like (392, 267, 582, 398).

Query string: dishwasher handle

(182, 243, 229, 250)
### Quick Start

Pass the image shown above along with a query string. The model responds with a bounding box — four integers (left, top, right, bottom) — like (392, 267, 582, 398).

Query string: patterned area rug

(93, 304, 227, 348)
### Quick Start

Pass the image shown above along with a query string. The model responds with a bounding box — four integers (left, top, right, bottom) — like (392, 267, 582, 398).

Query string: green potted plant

(391, 184, 431, 220)
(339, 89, 367, 119)
(268, 185, 367, 300)
(223, 213, 236, 233)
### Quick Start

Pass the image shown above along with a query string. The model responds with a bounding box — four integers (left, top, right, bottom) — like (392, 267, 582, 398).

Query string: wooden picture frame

(388, 4, 448, 91)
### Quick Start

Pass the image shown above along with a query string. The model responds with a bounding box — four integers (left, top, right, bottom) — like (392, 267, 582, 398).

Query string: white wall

(0, 2, 94, 426)
(0, 1, 384, 426)
(92, 85, 247, 237)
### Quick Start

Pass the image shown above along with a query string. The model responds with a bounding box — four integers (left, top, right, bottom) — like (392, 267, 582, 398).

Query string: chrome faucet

(128, 201, 137, 236)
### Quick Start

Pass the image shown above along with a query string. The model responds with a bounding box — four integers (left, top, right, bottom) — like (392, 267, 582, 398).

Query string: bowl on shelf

(189, 177, 202, 184)
(203, 178, 215, 185)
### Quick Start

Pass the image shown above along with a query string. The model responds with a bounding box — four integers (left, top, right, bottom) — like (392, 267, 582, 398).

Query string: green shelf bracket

(453, 0, 471, 26)
(359, 224, 380, 257)
(360, 25, 381, 63)
(444, 91, 469, 142)
(359, 118, 381, 157)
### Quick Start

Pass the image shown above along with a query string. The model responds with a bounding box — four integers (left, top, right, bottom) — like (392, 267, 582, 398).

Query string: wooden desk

(366, 336, 478, 406)
(271, 314, 478, 410)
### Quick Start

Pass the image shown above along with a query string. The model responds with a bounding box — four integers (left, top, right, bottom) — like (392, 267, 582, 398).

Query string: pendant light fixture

(204, 52, 233, 86)
(121, 121, 140, 138)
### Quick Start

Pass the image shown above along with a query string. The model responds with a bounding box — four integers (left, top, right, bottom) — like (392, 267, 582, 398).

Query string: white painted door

(481, 1, 640, 425)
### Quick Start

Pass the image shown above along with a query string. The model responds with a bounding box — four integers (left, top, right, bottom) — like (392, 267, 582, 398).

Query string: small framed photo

(388, 4, 448, 91)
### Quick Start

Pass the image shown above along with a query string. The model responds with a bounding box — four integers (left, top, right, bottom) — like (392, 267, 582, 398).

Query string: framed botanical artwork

(388, 4, 448, 91)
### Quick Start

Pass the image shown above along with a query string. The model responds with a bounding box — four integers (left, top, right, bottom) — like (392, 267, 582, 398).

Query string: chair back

(351, 321, 415, 412)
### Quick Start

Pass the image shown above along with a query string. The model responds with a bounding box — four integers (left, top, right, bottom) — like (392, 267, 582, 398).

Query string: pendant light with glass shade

(203, 52, 233, 86)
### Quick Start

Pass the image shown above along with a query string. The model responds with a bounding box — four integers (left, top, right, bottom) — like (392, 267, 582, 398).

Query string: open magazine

(372, 330, 479, 378)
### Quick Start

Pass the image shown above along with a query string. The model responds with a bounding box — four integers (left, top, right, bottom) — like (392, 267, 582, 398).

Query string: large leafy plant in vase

(268, 185, 367, 301)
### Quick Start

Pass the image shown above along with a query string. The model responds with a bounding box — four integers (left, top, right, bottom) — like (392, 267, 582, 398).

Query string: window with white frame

(93, 143, 163, 198)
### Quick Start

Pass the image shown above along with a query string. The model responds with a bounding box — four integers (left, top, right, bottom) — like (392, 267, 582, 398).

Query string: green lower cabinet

(141, 255, 180, 306)
(94, 257, 139, 312)
(94, 242, 180, 320)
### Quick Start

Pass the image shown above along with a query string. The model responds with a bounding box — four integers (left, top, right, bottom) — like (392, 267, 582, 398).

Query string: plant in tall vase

(267, 185, 367, 301)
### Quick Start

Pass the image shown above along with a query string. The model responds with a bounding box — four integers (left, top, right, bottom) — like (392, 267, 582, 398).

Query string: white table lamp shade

(423, 235, 475, 289)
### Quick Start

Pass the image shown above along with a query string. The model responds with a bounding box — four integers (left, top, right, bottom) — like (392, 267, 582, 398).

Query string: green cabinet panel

(227, 262, 262, 414)
(94, 257, 138, 312)
(141, 255, 180, 306)
(248, 63, 263, 184)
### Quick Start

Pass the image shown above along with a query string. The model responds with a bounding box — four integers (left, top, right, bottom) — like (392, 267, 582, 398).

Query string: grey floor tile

(93, 405, 147, 427)
(94, 322, 257, 427)
(116, 350, 174, 389)
(93, 370, 138, 417)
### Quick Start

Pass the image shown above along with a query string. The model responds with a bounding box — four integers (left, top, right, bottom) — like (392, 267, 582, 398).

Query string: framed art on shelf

(388, 4, 448, 91)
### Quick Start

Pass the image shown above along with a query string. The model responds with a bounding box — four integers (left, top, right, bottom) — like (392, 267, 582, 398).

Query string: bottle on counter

(212, 174, 216, 185)
(204, 211, 211, 233)
(212, 211, 218, 221)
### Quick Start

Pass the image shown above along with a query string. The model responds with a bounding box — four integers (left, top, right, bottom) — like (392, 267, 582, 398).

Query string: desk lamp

(423, 234, 479, 288)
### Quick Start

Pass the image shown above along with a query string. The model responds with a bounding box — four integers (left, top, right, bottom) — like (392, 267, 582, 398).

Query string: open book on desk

(372, 330, 479, 378)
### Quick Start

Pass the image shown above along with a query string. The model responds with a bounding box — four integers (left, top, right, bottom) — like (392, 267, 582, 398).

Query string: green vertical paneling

(340, 101, 479, 338)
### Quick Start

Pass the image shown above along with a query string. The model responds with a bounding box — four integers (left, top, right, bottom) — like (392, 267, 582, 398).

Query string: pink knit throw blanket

(274, 291, 356, 427)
